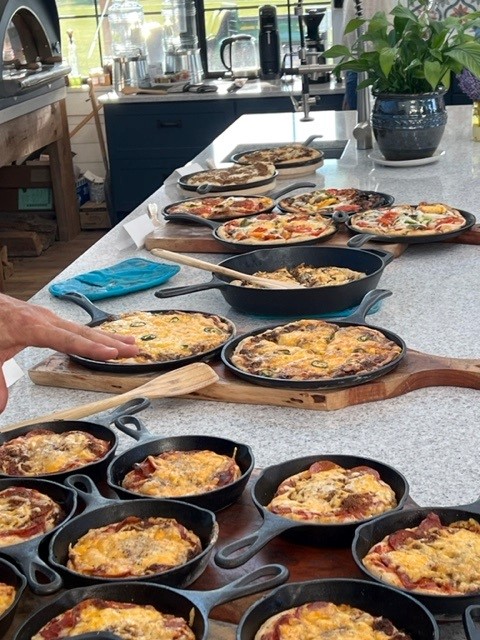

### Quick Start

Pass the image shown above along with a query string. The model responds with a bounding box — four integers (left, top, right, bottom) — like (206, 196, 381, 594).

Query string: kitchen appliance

(258, 5, 281, 80)
(302, 7, 330, 83)
(219, 34, 258, 78)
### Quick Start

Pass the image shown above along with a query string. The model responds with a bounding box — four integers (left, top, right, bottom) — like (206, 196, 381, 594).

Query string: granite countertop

(1, 107, 478, 640)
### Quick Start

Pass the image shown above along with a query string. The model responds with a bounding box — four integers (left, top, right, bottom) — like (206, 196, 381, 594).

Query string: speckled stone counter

(1, 107, 478, 640)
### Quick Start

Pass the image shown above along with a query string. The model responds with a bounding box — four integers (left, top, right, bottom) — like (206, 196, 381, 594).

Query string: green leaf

(323, 45, 351, 59)
(379, 48, 396, 77)
(344, 17, 365, 35)
(424, 60, 443, 90)
(446, 43, 480, 78)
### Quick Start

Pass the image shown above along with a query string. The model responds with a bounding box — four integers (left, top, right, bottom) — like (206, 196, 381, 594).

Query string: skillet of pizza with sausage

(233, 144, 323, 167)
(164, 195, 275, 220)
(180, 161, 276, 188)
(278, 188, 392, 215)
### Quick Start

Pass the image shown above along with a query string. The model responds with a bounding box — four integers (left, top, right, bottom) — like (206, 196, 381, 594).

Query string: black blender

(302, 8, 330, 83)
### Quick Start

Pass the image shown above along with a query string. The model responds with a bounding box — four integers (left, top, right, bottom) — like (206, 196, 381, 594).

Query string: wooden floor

(3, 230, 106, 301)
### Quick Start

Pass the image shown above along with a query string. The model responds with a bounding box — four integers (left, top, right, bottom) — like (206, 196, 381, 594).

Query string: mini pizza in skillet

(0, 582, 15, 615)
(67, 515, 202, 578)
(31, 598, 195, 640)
(166, 195, 274, 220)
(266, 460, 397, 524)
(254, 601, 412, 640)
(217, 212, 336, 245)
(122, 449, 242, 498)
(0, 486, 64, 546)
(235, 144, 322, 167)
(230, 319, 402, 380)
(363, 512, 480, 595)
(279, 187, 389, 214)
(95, 310, 233, 364)
(0, 429, 110, 476)
(349, 202, 466, 236)
(233, 264, 366, 288)
(182, 161, 276, 187)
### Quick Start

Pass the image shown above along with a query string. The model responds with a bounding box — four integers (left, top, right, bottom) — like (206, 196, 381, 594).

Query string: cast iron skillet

(48, 474, 218, 589)
(277, 189, 395, 215)
(177, 167, 278, 195)
(0, 397, 150, 482)
(214, 453, 409, 569)
(155, 246, 394, 317)
(162, 182, 316, 222)
(0, 477, 77, 595)
(13, 567, 288, 640)
(0, 558, 27, 638)
(56, 291, 236, 373)
(220, 289, 406, 390)
(352, 495, 480, 620)
(237, 578, 438, 640)
(346, 207, 476, 246)
(107, 414, 254, 511)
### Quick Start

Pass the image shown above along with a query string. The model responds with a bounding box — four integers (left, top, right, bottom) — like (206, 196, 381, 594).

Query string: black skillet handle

(113, 414, 156, 444)
(270, 181, 316, 200)
(347, 233, 379, 248)
(185, 564, 289, 614)
(363, 247, 395, 266)
(64, 474, 118, 510)
(56, 291, 111, 323)
(464, 605, 480, 640)
(342, 289, 393, 324)
(7, 542, 63, 595)
(68, 634, 123, 640)
(303, 134, 323, 146)
(164, 210, 221, 229)
(332, 210, 351, 225)
(88, 397, 151, 427)
(197, 183, 214, 194)
(155, 280, 226, 299)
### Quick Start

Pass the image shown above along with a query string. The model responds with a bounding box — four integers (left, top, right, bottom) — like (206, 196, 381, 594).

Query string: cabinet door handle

(157, 120, 182, 128)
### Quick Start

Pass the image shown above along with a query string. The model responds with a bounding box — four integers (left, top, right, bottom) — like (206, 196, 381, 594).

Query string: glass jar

(472, 100, 480, 141)
(108, 0, 147, 58)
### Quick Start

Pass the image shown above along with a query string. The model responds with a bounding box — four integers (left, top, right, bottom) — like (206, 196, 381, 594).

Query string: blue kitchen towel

(49, 258, 180, 301)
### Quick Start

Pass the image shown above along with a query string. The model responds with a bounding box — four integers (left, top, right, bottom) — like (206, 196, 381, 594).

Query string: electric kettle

(219, 34, 259, 78)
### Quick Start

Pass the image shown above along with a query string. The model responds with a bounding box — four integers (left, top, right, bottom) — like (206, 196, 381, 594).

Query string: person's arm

(0, 293, 139, 412)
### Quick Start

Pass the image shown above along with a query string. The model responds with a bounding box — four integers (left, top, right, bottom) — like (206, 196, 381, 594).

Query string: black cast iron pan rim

(48, 473, 219, 588)
(177, 169, 278, 193)
(106, 415, 255, 512)
(220, 289, 406, 390)
(56, 292, 236, 373)
(277, 189, 395, 215)
(351, 499, 480, 620)
(230, 149, 325, 169)
(0, 476, 77, 595)
(0, 557, 27, 637)
(12, 565, 289, 640)
(214, 452, 409, 569)
(346, 207, 476, 245)
(0, 397, 150, 481)
(236, 577, 439, 640)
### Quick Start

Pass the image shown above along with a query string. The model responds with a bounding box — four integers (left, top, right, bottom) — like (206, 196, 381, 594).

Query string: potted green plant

(324, 0, 480, 160)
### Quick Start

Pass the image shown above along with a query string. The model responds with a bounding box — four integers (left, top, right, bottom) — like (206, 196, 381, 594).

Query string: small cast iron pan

(155, 246, 394, 317)
(277, 189, 395, 215)
(0, 558, 27, 637)
(13, 566, 288, 640)
(220, 289, 406, 390)
(0, 397, 150, 482)
(107, 414, 254, 511)
(178, 168, 278, 195)
(162, 182, 316, 222)
(352, 495, 480, 620)
(346, 207, 476, 246)
(237, 578, 438, 640)
(214, 453, 409, 569)
(0, 477, 77, 594)
(48, 474, 218, 589)
(57, 291, 236, 373)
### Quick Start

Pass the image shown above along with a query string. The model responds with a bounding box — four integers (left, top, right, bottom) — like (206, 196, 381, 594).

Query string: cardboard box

(0, 187, 54, 211)
(79, 202, 112, 230)
(76, 177, 90, 207)
(0, 161, 51, 188)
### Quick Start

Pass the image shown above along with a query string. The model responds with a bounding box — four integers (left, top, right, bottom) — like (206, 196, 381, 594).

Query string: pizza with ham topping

(0, 429, 111, 476)
(363, 512, 480, 595)
(254, 601, 412, 640)
(234, 144, 322, 167)
(279, 188, 390, 215)
(31, 597, 195, 640)
(182, 161, 276, 187)
(67, 516, 202, 578)
(266, 461, 397, 524)
(0, 582, 16, 616)
(121, 449, 242, 498)
(0, 486, 64, 546)
(166, 195, 274, 220)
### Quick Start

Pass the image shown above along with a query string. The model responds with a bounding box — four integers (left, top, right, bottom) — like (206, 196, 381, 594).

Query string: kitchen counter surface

(1, 107, 479, 640)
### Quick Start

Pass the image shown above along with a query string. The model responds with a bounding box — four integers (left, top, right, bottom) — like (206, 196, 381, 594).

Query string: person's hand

(0, 294, 139, 412)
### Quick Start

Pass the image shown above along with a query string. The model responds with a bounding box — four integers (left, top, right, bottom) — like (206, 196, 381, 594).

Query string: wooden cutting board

(28, 349, 480, 412)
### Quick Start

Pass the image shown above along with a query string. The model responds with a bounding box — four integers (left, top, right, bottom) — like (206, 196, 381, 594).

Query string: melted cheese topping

(254, 601, 411, 640)
(31, 598, 195, 640)
(184, 161, 276, 186)
(167, 196, 274, 220)
(0, 582, 15, 616)
(0, 429, 110, 476)
(97, 310, 233, 364)
(231, 319, 402, 380)
(237, 144, 322, 167)
(267, 461, 397, 523)
(122, 449, 241, 497)
(364, 516, 480, 595)
(233, 264, 366, 289)
(279, 188, 387, 214)
(67, 516, 202, 578)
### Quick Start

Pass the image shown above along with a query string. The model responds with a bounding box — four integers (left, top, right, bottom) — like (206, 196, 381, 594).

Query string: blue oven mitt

(49, 258, 180, 301)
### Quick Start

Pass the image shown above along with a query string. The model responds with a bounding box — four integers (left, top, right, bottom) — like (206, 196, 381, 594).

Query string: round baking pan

(231, 149, 324, 176)
(346, 207, 476, 245)
(13, 566, 288, 640)
(0, 397, 149, 482)
(178, 167, 278, 195)
(0, 558, 27, 638)
(220, 289, 405, 390)
(214, 453, 409, 568)
(107, 414, 254, 511)
(237, 578, 438, 640)
(277, 188, 394, 215)
(48, 474, 218, 589)
(155, 246, 394, 317)
(352, 497, 480, 620)
(56, 292, 236, 373)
